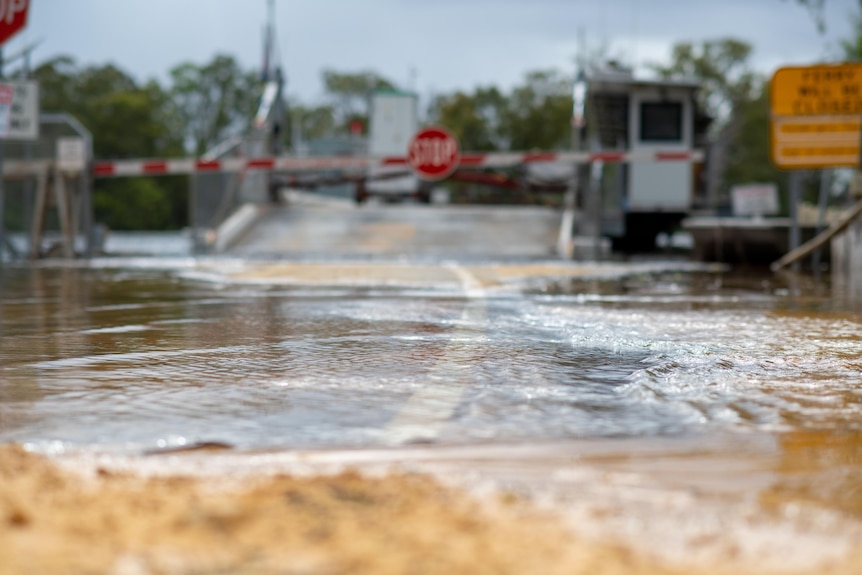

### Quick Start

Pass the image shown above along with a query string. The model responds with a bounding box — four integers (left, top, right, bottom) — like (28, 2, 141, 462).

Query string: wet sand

(3, 443, 862, 575)
(0, 443, 676, 575)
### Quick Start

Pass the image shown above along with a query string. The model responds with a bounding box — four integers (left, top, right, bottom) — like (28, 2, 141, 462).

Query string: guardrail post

(29, 168, 46, 259)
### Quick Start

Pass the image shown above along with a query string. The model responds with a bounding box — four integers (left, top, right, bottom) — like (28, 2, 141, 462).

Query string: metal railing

(0, 113, 93, 262)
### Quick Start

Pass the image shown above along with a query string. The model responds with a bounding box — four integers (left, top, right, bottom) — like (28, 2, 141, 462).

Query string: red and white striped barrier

(91, 150, 703, 178)
(91, 156, 372, 177)
(2, 150, 704, 178)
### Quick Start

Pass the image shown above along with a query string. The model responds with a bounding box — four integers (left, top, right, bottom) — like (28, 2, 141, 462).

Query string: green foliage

(651, 38, 761, 130)
(841, 0, 862, 60)
(32, 57, 188, 230)
(33, 56, 81, 114)
(34, 58, 184, 159)
(429, 71, 572, 152)
(430, 87, 505, 151)
(723, 85, 785, 193)
(169, 54, 260, 156)
(321, 69, 396, 132)
(288, 103, 336, 144)
(789, 0, 826, 31)
(93, 178, 176, 230)
(502, 70, 572, 150)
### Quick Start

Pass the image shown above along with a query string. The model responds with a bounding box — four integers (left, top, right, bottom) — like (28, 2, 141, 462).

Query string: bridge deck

(228, 194, 562, 259)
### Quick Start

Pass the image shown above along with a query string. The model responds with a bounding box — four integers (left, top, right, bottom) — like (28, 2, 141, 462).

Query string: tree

(841, 0, 862, 60)
(650, 39, 764, 208)
(169, 54, 260, 156)
(33, 58, 185, 160)
(32, 56, 81, 115)
(93, 178, 175, 230)
(723, 86, 785, 193)
(428, 71, 572, 153)
(287, 103, 337, 149)
(321, 69, 395, 132)
(31, 57, 187, 230)
(429, 87, 505, 151)
(651, 38, 759, 131)
(502, 70, 572, 151)
(788, 0, 826, 31)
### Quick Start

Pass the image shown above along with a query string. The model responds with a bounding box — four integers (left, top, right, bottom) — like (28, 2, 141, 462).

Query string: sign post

(0, 0, 31, 264)
(407, 126, 460, 181)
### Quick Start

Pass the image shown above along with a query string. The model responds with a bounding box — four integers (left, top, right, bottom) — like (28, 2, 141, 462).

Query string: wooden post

(771, 197, 862, 272)
(812, 169, 831, 271)
(30, 169, 48, 259)
(53, 169, 74, 258)
(788, 171, 802, 273)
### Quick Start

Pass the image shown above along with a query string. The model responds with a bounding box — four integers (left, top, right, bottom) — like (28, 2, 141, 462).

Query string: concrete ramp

(229, 195, 562, 260)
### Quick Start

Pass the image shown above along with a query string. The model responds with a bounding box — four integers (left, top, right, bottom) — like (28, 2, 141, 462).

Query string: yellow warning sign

(771, 116, 860, 169)
(771, 64, 862, 169)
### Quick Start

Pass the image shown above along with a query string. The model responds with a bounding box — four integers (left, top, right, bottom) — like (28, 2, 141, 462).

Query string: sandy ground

(1, 443, 687, 575)
(3, 442, 862, 575)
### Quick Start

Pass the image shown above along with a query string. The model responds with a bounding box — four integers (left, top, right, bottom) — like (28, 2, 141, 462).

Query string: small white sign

(56, 137, 87, 172)
(0, 80, 38, 140)
(0, 84, 13, 137)
(731, 183, 779, 217)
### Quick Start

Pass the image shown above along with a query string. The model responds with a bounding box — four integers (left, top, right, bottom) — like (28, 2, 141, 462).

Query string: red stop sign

(407, 126, 460, 180)
(0, 0, 29, 46)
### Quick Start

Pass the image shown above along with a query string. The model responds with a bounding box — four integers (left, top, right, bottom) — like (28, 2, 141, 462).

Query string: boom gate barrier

(89, 150, 703, 178)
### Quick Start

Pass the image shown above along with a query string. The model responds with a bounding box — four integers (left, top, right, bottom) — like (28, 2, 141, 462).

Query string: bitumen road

(229, 192, 562, 259)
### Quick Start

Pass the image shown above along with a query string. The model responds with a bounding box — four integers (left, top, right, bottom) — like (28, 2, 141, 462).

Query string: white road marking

(385, 264, 488, 444)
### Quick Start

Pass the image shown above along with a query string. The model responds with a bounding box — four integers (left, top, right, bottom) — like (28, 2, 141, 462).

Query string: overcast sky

(13, 0, 860, 103)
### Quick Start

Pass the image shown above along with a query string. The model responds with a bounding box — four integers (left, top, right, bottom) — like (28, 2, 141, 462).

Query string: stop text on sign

(411, 139, 457, 169)
(407, 126, 460, 180)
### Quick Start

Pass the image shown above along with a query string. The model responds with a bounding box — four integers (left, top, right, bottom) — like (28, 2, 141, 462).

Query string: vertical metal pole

(812, 169, 830, 273)
(591, 161, 603, 260)
(81, 133, 94, 257)
(850, 113, 862, 287)
(23, 133, 33, 258)
(0, 143, 4, 265)
(22, 48, 33, 258)
(190, 174, 202, 255)
(0, 48, 5, 266)
(559, 70, 586, 259)
(789, 170, 802, 273)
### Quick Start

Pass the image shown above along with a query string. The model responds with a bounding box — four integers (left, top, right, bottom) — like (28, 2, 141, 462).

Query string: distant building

(583, 66, 710, 251)
(365, 90, 420, 201)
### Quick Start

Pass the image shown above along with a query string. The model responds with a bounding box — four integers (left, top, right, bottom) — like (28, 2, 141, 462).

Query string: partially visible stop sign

(407, 126, 460, 180)
(0, 0, 30, 46)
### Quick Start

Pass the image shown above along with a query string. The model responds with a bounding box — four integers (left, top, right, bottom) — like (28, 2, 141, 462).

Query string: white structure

(586, 67, 706, 250)
(366, 90, 419, 200)
(368, 90, 418, 156)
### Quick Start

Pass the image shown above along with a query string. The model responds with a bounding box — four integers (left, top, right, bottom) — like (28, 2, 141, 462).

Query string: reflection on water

(0, 263, 861, 462)
(765, 429, 862, 520)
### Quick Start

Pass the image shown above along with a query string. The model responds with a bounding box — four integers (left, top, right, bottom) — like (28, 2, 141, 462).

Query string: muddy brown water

(1, 260, 859, 452)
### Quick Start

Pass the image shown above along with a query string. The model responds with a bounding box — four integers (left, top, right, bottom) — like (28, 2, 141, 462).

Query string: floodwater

(1, 255, 860, 454)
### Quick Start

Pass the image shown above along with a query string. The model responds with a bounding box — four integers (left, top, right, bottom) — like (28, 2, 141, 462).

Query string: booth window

(639, 102, 682, 142)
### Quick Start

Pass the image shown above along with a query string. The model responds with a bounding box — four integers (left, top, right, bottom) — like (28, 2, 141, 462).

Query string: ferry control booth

(584, 68, 709, 251)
